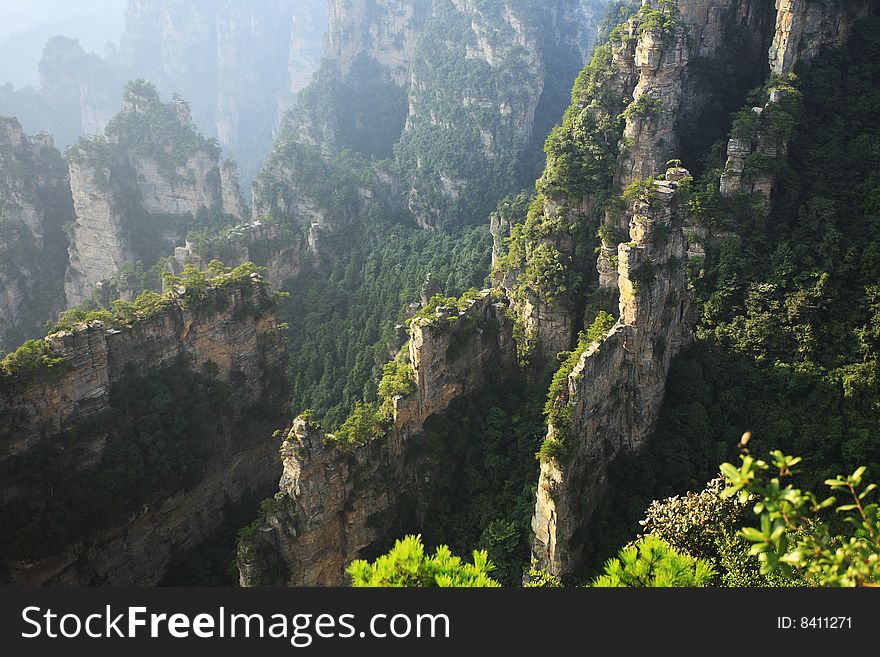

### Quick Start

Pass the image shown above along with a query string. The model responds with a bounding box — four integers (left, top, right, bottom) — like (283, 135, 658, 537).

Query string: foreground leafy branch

(722, 446, 879, 586)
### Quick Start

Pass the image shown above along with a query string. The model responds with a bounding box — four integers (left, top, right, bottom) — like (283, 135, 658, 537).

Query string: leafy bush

(347, 535, 500, 587)
(0, 339, 65, 377)
(377, 348, 416, 410)
(639, 477, 794, 586)
(330, 401, 386, 447)
(591, 535, 715, 587)
(49, 261, 265, 333)
(722, 449, 879, 586)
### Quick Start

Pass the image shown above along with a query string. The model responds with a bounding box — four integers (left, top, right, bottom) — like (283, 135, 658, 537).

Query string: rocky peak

(0, 116, 24, 146)
(64, 83, 246, 307)
(531, 166, 696, 578)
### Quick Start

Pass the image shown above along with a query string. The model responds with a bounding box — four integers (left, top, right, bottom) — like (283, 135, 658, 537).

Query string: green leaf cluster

(722, 451, 879, 586)
(347, 535, 500, 587)
(591, 535, 715, 587)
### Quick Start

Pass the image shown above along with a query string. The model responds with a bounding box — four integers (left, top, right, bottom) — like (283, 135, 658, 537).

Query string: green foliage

(622, 178, 658, 206)
(347, 535, 500, 587)
(330, 401, 387, 447)
(730, 107, 760, 141)
(639, 477, 795, 587)
(0, 355, 273, 579)
(645, 18, 880, 532)
(280, 219, 491, 429)
(493, 17, 637, 314)
(633, 0, 682, 44)
(377, 347, 416, 411)
(524, 563, 562, 587)
(65, 81, 238, 276)
(392, 387, 544, 585)
(591, 535, 715, 587)
(622, 93, 662, 121)
(0, 339, 65, 377)
(520, 242, 570, 302)
(393, 0, 581, 227)
(98, 80, 220, 176)
(48, 261, 265, 334)
(540, 311, 616, 462)
(722, 450, 879, 586)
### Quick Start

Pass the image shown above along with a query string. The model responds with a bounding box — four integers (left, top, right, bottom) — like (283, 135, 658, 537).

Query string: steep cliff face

(399, 0, 605, 229)
(238, 291, 517, 586)
(494, 0, 775, 365)
(64, 81, 245, 307)
(0, 277, 286, 585)
(769, 0, 875, 74)
(720, 0, 875, 196)
(261, 0, 604, 236)
(325, 0, 431, 86)
(0, 118, 73, 352)
(531, 168, 696, 578)
(517, 0, 876, 580)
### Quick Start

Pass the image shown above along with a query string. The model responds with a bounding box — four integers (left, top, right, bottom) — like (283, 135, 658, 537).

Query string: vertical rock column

(531, 167, 696, 580)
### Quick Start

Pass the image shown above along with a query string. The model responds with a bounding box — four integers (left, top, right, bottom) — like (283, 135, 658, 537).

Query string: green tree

(591, 535, 716, 587)
(347, 535, 501, 587)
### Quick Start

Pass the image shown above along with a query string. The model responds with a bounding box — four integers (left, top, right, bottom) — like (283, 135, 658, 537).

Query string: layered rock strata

(0, 279, 286, 585)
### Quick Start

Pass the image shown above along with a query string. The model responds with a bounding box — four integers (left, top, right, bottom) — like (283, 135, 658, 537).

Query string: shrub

(331, 401, 386, 447)
(591, 535, 716, 587)
(0, 339, 65, 377)
(347, 535, 500, 587)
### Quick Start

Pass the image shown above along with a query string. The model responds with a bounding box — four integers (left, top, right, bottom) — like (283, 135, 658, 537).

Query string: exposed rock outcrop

(64, 82, 245, 307)
(531, 167, 696, 579)
(325, 0, 431, 86)
(720, 0, 876, 197)
(0, 118, 73, 351)
(769, 0, 875, 74)
(401, 0, 604, 229)
(0, 278, 286, 585)
(238, 291, 517, 586)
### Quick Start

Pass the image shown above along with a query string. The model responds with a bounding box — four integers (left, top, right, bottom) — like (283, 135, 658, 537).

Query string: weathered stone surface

(721, 0, 876, 197)
(0, 280, 286, 585)
(238, 291, 518, 586)
(769, 0, 874, 74)
(0, 118, 73, 351)
(64, 98, 245, 307)
(531, 168, 696, 579)
(326, 0, 430, 86)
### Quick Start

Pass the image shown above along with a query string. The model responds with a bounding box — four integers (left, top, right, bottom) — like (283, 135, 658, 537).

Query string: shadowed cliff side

(0, 270, 287, 585)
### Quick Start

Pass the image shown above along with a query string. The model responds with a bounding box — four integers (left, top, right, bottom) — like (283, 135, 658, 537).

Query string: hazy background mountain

(0, 0, 126, 88)
(0, 0, 328, 188)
